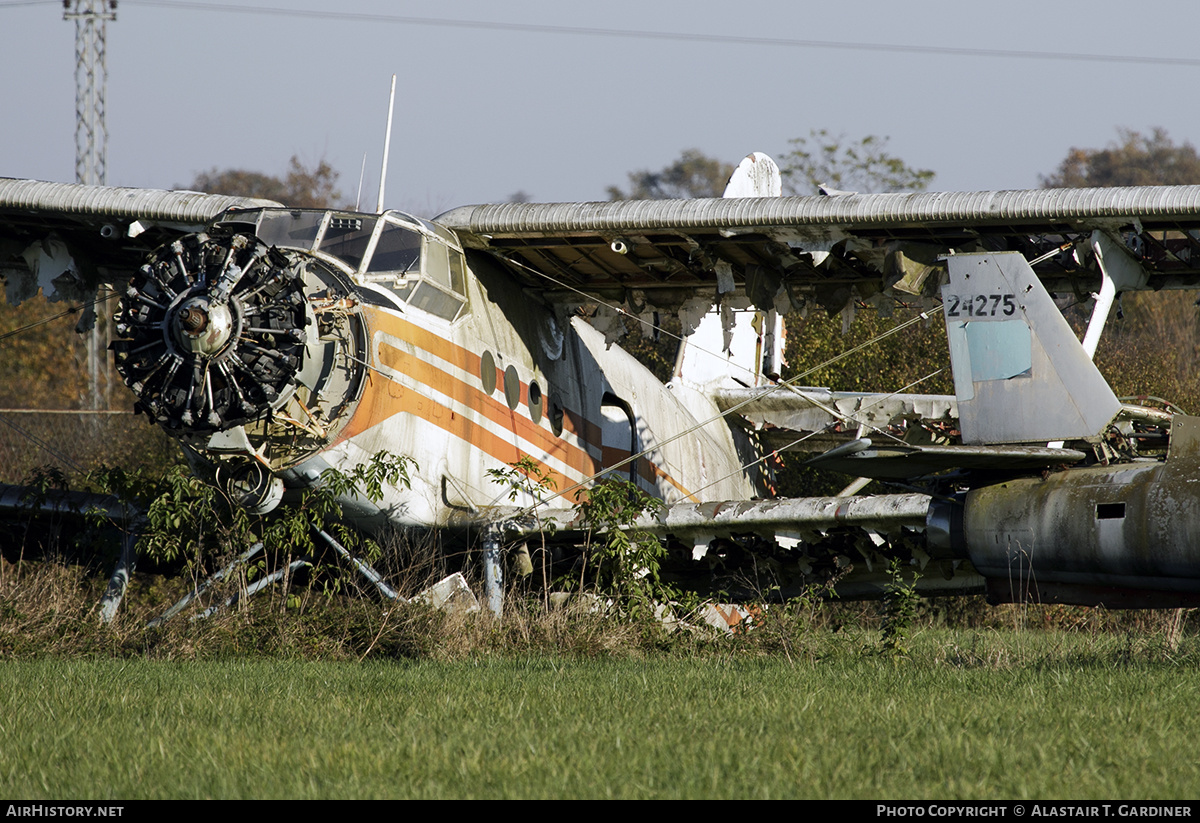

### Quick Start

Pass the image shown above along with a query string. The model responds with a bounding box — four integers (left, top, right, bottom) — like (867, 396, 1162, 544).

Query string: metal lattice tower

(63, 0, 117, 186)
(64, 0, 117, 411)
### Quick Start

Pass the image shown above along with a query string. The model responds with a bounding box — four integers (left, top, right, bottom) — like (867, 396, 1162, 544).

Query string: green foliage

(1040, 127, 1200, 188)
(574, 479, 672, 618)
(86, 452, 414, 611)
(319, 450, 414, 506)
(778, 129, 935, 195)
(187, 155, 344, 208)
(607, 148, 735, 200)
(486, 455, 557, 505)
(880, 558, 920, 658)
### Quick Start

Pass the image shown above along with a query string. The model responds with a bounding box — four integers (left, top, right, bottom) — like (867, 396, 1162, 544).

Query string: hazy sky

(3, 0, 1198, 217)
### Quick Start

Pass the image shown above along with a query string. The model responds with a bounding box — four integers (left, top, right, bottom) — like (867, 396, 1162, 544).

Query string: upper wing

(0, 178, 281, 304)
(438, 186, 1200, 315)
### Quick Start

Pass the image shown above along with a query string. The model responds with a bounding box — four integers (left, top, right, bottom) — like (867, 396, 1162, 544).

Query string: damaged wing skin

(0, 178, 281, 305)
(438, 186, 1200, 323)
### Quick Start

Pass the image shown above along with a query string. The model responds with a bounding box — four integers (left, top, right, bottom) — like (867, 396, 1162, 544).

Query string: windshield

(237, 209, 468, 321)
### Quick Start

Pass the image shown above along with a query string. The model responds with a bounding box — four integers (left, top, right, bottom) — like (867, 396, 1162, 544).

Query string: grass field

(2, 629, 1199, 799)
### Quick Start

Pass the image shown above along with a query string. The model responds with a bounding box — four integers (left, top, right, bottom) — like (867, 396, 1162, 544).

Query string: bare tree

(186, 155, 343, 208)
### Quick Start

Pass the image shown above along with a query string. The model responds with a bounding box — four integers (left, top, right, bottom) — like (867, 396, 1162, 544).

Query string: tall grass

(2, 553, 1197, 664)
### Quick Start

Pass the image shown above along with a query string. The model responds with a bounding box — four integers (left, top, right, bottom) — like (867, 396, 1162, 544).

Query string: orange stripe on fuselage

(376, 340, 599, 478)
(338, 306, 696, 500)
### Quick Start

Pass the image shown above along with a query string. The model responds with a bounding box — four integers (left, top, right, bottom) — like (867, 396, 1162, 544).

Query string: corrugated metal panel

(438, 185, 1200, 237)
(0, 178, 282, 226)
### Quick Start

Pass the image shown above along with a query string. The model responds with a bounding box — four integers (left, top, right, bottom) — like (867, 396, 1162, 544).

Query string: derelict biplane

(3, 152, 1200, 615)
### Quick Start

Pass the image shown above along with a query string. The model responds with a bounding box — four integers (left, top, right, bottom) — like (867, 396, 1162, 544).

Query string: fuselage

(112, 206, 758, 533)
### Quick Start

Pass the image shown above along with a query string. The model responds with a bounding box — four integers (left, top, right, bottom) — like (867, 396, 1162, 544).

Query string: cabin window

(409, 282, 465, 321)
(504, 366, 520, 411)
(528, 381, 544, 424)
(549, 398, 564, 437)
(424, 241, 452, 289)
(480, 351, 497, 395)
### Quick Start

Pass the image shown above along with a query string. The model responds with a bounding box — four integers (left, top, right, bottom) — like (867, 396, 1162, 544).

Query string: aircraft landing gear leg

(147, 542, 266, 628)
(98, 527, 139, 624)
(314, 528, 403, 602)
(482, 525, 504, 618)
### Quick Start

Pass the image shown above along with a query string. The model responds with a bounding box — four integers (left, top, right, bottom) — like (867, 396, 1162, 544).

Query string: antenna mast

(376, 74, 396, 213)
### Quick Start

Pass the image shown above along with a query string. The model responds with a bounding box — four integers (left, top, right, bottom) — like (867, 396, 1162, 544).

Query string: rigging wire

(497, 248, 939, 442)
(0, 413, 88, 474)
(497, 248, 933, 390)
(496, 307, 944, 521)
(0, 291, 121, 466)
(0, 292, 118, 343)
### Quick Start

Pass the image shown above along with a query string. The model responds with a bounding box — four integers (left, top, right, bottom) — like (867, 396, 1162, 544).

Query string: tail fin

(944, 252, 1121, 444)
(676, 152, 783, 390)
(721, 151, 782, 198)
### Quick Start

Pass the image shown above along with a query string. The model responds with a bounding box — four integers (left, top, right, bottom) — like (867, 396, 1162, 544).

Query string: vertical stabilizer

(943, 252, 1121, 444)
(721, 151, 782, 198)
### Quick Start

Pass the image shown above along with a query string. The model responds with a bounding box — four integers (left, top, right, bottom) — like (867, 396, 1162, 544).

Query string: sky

(3, 0, 1199, 218)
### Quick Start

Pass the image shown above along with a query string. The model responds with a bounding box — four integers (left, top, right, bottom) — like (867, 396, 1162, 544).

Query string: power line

(6, 1, 1197, 69)
(109, 1, 1200, 69)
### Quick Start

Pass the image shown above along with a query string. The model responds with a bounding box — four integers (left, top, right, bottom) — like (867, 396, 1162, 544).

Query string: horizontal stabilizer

(532, 492, 932, 540)
(712, 385, 956, 437)
(805, 439, 1087, 480)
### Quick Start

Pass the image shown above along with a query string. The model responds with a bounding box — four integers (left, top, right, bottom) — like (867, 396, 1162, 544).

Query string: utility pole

(63, 0, 117, 411)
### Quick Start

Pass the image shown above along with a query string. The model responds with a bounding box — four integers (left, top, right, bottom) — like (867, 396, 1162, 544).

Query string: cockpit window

(368, 223, 422, 275)
(320, 216, 378, 271)
(253, 211, 324, 250)
(448, 246, 466, 294)
(239, 209, 468, 322)
(423, 240, 452, 290)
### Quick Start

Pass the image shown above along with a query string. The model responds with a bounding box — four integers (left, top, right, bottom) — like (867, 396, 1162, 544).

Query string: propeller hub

(170, 294, 233, 356)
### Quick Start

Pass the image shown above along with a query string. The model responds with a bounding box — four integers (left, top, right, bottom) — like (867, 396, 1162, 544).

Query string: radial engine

(111, 226, 368, 511)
